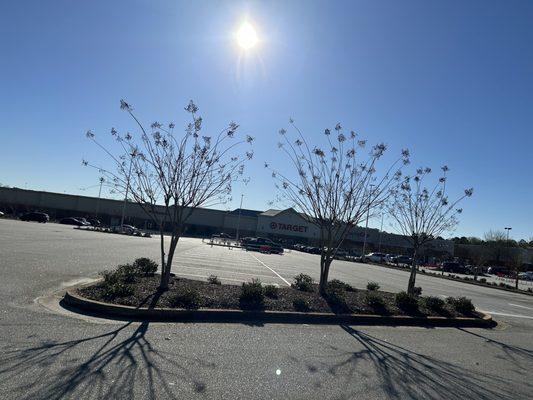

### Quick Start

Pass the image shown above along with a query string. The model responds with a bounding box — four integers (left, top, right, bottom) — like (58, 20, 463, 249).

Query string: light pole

(120, 153, 135, 230)
(95, 177, 104, 219)
(504, 227, 512, 245)
(361, 184, 375, 256)
(378, 209, 385, 253)
(235, 194, 244, 241)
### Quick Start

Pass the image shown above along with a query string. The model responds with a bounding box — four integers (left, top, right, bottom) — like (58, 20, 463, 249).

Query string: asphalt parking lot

(1, 218, 533, 399)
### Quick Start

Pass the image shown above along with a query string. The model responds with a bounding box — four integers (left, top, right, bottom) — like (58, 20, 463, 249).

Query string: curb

(63, 290, 495, 328)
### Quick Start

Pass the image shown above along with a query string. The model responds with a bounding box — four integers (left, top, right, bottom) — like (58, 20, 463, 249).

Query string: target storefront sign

(269, 221, 308, 233)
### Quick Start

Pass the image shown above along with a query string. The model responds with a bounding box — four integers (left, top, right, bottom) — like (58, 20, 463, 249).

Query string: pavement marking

(248, 253, 291, 286)
(509, 303, 533, 311)
(175, 272, 252, 284)
(480, 310, 533, 320)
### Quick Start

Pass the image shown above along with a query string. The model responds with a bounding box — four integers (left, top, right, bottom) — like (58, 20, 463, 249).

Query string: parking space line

(175, 265, 283, 280)
(480, 310, 533, 320)
(175, 272, 252, 284)
(509, 303, 533, 311)
(248, 253, 291, 286)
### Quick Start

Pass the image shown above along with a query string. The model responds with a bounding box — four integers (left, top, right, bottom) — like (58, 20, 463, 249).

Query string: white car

(365, 252, 386, 263)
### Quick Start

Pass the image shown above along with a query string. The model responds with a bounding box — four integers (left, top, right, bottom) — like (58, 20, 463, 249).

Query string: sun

(236, 22, 258, 50)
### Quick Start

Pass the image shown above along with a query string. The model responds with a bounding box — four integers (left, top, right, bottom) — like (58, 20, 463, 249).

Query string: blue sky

(1, 0, 531, 240)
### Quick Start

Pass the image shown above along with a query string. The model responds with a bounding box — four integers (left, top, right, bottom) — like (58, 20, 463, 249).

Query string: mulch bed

(77, 274, 478, 318)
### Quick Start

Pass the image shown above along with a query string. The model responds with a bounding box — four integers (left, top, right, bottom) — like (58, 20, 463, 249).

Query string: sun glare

(236, 22, 258, 50)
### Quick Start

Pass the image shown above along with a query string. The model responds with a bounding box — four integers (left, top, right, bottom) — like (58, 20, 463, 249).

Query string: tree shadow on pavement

(331, 325, 533, 399)
(456, 327, 533, 368)
(0, 293, 215, 399)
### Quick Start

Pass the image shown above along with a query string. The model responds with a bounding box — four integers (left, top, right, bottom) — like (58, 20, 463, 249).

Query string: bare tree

(509, 250, 524, 290)
(84, 100, 253, 290)
(267, 121, 410, 293)
(387, 165, 473, 295)
(483, 229, 507, 263)
(484, 229, 507, 243)
(469, 247, 490, 281)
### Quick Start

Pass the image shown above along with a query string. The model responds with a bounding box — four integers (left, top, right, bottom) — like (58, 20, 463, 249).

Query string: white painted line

(508, 303, 533, 311)
(479, 310, 533, 320)
(175, 272, 250, 284)
(248, 253, 291, 286)
(176, 265, 274, 279)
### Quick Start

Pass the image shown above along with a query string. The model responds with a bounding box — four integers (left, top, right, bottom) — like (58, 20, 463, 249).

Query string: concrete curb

(63, 290, 495, 327)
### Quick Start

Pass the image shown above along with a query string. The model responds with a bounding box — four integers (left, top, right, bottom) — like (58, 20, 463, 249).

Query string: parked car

(20, 212, 49, 223)
(0, 211, 4, 217)
(364, 252, 387, 263)
(518, 271, 533, 281)
(487, 266, 510, 276)
(60, 217, 85, 226)
(121, 224, 141, 235)
(334, 249, 348, 259)
(241, 237, 284, 254)
(76, 217, 91, 226)
(307, 246, 321, 254)
(87, 218, 101, 226)
(392, 255, 413, 265)
(441, 262, 466, 273)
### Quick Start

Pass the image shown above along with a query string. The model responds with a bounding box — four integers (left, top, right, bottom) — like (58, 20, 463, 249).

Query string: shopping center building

(0, 187, 454, 257)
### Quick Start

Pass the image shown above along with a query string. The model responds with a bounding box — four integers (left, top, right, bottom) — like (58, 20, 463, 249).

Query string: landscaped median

(62, 258, 494, 327)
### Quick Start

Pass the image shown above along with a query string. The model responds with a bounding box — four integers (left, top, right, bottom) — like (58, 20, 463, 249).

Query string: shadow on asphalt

(336, 325, 532, 399)
(0, 291, 214, 399)
(456, 328, 533, 364)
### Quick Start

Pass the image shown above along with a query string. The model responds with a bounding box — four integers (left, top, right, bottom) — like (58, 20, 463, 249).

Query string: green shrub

(240, 279, 264, 306)
(499, 282, 506, 287)
(293, 298, 310, 312)
(395, 291, 419, 312)
(367, 281, 380, 291)
(207, 275, 221, 285)
(422, 296, 445, 311)
(101, 269, 121, 285)
(264, 284, 279, 299)
(133, 257, 158, 275)
(102, 281, 134, 298)
(446, 297, 474, 314)
(169, 288, 201, 309)
(412, 287, 422, 297)
(324, 289, 348, 310)
(115, 264, 138, 283)
(328, 279, 354, 292)
(479, 278, 487, 283)
(292, 274, 314, 292)
(365, 292, 385, 309)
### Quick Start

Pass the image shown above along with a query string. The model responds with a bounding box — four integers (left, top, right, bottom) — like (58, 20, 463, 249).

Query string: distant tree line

(451, 229, 533, 248)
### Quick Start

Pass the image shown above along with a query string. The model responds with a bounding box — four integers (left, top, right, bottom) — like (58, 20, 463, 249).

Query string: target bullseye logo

(270, 222, 278, 229)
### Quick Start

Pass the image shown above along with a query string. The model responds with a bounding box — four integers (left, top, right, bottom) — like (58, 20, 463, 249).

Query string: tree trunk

(407, 248, 418, 295)
(159, 225, 166, 289)
(319, 253, 332, 294)
(159, 235, 180, 291)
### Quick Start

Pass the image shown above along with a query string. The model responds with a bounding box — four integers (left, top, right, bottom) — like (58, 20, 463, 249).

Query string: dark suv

(20, 212, 49, 223)
(441, 262, 466, 273)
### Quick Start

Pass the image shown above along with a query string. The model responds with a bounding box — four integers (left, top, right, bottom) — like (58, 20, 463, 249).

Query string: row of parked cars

(17, 212, 145, 236)
(18, 212, 102, 227)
